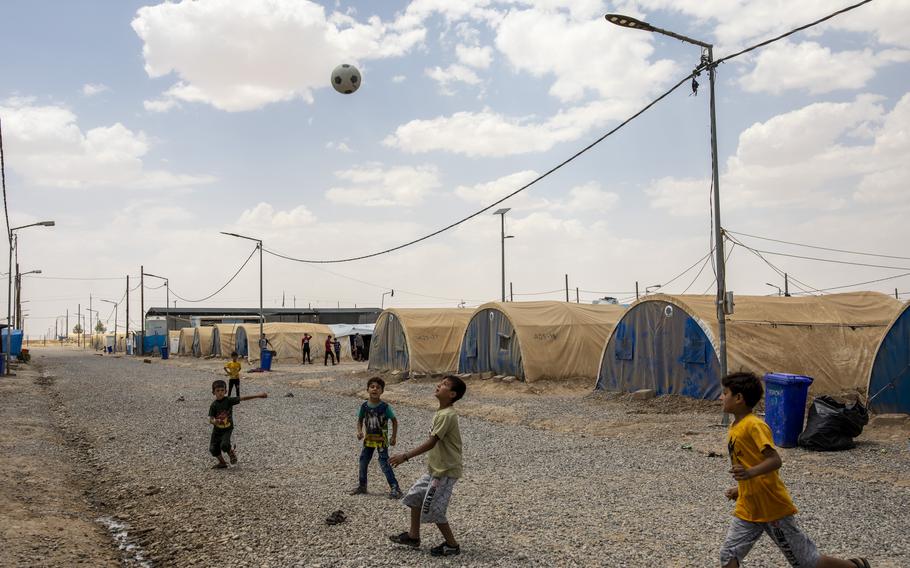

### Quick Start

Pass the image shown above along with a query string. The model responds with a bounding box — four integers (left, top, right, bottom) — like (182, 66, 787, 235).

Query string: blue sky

(2, 0, 909, 335)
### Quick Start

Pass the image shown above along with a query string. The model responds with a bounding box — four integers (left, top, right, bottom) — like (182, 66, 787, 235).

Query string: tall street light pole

(6, 221, 54, 375)
(143, 272, 169, 344)
(493, 208, 513, 302)
(101, 299, 118, 352)
(605, 13, 728, 381)
(16, 269, 42, 328)
(220, 232, 264, 352)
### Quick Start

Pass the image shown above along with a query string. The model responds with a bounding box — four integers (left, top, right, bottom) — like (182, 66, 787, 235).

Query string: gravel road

(29, 347, 910, 567)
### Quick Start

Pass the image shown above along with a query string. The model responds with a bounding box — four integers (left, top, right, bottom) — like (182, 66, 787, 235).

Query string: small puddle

(96, 516, 153, 567)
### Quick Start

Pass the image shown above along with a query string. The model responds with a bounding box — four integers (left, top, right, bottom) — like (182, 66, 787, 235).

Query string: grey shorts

(401, 474, 457, 524)
(720, 516, 820, 567)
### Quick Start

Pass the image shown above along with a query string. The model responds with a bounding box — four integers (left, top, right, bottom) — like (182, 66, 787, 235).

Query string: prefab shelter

(596, 292, 901, 400)
(458, 301, 626, 382)
(177, 327, 195, 356)
(211, 323, 241, 357)
(234, 322, 347, 362)
(867, 302, 910, 414)
(369, 308, 472, 374)
(168, 330, 180, 353)
(193, 326, 214, 357)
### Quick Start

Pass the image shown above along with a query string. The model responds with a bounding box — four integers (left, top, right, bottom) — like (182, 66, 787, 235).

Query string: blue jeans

(359, 446, 399, 489)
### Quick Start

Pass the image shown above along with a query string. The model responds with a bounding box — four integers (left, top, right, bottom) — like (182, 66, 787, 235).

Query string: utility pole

(125, 275, 129, 354)
(66, 309, 69, 343)
(895, 288, 899, 300)
(509, 282, 513, 302)
(565, 274, 569, 302)
(635, 281, 639, 301)
(576, 287, 579, 304)
(77, 303, 81, 347)
(784, 273, 790, 297)
(140, 265, 144, 355)
(89, 293, 92, 341)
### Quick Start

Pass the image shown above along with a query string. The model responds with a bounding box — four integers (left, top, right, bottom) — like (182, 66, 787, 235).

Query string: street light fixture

(142, 272, 169, 346)
(15, 269, 41, 329)
(6, 220, 54, 375)
(493, 208, 512, 302)
(381, 289, 394, 309)
(604, 13, 728, 380)
(220, 232, 265, 355)
(765, 283, 783, 297)
(645, 284, 662, 295)
(101, 299, 119, 352)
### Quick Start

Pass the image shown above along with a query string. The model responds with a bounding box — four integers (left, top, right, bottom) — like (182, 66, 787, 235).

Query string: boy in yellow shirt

(224, 351, 242, 397)
(720, 372, 870, 568)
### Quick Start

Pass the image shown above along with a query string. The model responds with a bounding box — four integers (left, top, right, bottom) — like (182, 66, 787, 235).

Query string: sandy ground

(2, 345, 908, 567)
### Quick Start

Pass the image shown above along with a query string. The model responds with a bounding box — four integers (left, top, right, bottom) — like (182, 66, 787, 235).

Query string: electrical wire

(747, 249, 910, 271)
(680, 251, 714, 294)
(726, 229, 910, 261)
(29, 275, 133, 281)
(169, 246, 258, 303)
(0, 117, 10, 245)
(512, 288, 565, 297)
(726, 234, 821, 295)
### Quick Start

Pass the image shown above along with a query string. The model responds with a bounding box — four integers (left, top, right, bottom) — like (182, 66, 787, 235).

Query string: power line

(28, 275, 133, 281)
(750, 249, 910, 271)
(726, 234, 821, 295)
(727, 229, 910, 261)
(169, 246, 257, 303)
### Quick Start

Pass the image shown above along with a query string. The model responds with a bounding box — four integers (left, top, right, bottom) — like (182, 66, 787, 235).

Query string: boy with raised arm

(208, 379, 267, 469)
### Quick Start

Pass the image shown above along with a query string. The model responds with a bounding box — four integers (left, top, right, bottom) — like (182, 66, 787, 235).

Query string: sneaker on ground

(389, 532, 420, 548)
(388, 487, 403, 499)
(349, 485, 367, 495)
(430, 543, 460, 557)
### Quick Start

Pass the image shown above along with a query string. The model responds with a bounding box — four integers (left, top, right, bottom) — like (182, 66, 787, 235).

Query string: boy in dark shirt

(350, 377, 401, 498)
(208, 379, 267, 469)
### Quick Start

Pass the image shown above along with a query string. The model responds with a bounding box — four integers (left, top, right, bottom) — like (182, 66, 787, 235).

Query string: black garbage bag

(798, 395, 869, 451)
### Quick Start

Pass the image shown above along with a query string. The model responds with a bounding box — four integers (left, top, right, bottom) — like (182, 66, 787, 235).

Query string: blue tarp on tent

(1, 329, 24, 356)
(868, 303, 910, 414)
(596, 299, 721, 399)
(143, 333, 167, 354)
(458, 307, 523, 379)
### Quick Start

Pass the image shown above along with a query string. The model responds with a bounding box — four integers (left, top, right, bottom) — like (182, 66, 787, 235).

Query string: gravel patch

(31, 348, 910, 567)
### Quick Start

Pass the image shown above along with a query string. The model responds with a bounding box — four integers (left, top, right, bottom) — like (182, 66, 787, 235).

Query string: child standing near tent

(324, 335, 336, 366)
(224, 351, 242, 397)
(349, 377, 402, 498)
(208, 379, 267, 469)
(388, 375, 466, 557)
(301, 333, 312, 364)
(719, 371, 870, 568)
(334, 336, 342, 363)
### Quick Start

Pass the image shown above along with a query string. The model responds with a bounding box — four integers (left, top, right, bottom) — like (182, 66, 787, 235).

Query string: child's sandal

(849, 559, 870, 568)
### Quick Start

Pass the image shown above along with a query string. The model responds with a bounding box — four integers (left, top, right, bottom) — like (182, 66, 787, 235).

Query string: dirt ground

(2, 346, 908, 566)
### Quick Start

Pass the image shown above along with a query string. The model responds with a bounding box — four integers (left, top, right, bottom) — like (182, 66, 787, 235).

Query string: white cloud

(384, 98, 638, 157)
(326, 141, 353, 153)
(455, 44, 492, 68)
(143, 97, 179, 113)
(555, 182, 620, 214)
(738, 40, 910, 95)
(391, 75, 407, 83)
(237, 202, 316, 228)
(131, 0, 426, 112)
(82, 83, 109, 96)
(647, 93, 910, 213)
(325, 163, 441, 207)
(454, 170, 543, 209)
(425, 64, 482, 94)
(0, 99, 215, 190)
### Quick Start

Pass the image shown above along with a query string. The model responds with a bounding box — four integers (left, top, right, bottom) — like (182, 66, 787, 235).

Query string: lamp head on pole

(493, 208, 511, 216)
(604, 13, 655, 32)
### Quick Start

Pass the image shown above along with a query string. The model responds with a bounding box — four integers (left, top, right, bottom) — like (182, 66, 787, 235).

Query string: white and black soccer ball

(331, 64, 361, 94)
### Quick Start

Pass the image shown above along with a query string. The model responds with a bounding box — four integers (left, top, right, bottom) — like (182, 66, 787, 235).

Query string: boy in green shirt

(719, 372, 870, 568)
(208, 379, 267, 469)
(389, 375, 466, 557)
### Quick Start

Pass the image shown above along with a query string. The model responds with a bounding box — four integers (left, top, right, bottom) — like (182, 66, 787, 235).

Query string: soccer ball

(331, 64, 361, 94)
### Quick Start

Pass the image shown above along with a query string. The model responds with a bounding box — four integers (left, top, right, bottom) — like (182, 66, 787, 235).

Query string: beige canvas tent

(459, 301, 626, 382)
(597, 292, 902, 398)
(193, 326, 214, 357)
(369, 308, 473, 374)
(177, 327, 195, 356)
(211, 323, 241, 357)
(234, 322, 349, 362)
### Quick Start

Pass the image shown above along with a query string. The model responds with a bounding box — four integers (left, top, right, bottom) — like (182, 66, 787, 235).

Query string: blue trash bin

(260, 349, 273, 371)
(161, 345, 169, 360)
(763, 373, 813, 448)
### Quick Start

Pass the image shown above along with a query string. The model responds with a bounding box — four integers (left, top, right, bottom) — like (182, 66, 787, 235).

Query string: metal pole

(784, 273, 790, 297)
(895, 288, 899, 300)
(165, 280, 170, 336)
(576, 287, 579, 304)
(259, 241, 264, 344)
(707, 46, 727, 382)
(509, 282, 513, 302)
(89, 293, 92, 340)
(500, 214, 506, 302)
(565, 274, 569, 302)
(635, 281, 639, 301)
(140, 266, 145, 355)
(125, 275, 129, 353)
(114, 303, 118, 353)
(77, 303, 81, 348)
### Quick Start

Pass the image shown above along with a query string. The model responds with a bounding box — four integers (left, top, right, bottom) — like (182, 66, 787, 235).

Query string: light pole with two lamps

(493, 208, 514, 302)
(220, 232, 265, 357)
(6, 220, 54, 375)
(604, 13, 728, 380)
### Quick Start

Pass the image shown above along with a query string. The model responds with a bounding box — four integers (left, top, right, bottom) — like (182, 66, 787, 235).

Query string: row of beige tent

(366, 293, 910, 410)
(173, 322, 349, 361)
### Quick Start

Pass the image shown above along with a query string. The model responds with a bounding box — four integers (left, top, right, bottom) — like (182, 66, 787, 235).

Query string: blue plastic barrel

(763, 373, 813, 448)
(161, 345, 169, 360)
(260, 349, 273, 371)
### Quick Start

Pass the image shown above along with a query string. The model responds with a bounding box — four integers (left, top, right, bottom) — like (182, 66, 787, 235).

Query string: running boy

(349, 377, 402, 498)
(224, 351, 242, 397)
(324, 335, 336, 366)
(719, 372, 869, 568)
(389, 375, 466, 557)
(208, 379, 267, 469)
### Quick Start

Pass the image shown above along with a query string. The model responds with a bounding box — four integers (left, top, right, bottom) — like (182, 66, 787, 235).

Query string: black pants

(228, 378, 240, 397)
(209, 427, 233, 457)
(302, 345, 311, 363)
(324, 350, 336, 365)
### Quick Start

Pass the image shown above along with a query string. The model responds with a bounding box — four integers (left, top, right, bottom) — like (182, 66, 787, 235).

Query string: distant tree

(72, 324, 83, 335)
(95, 321, 106, 334)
